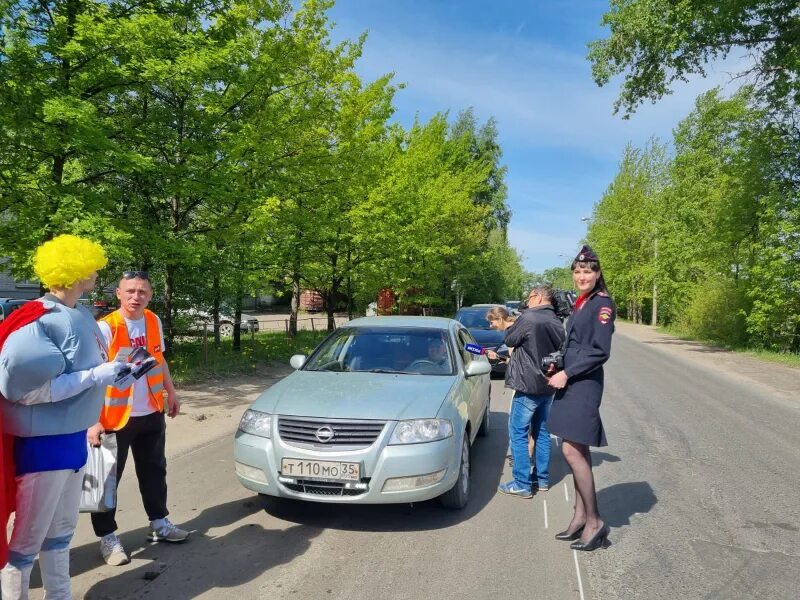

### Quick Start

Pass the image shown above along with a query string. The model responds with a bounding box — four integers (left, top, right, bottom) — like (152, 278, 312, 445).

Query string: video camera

(551, 289, 576, 321)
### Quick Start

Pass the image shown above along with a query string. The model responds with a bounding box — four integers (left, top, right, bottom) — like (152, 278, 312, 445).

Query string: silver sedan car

(234, 316, 492, 509)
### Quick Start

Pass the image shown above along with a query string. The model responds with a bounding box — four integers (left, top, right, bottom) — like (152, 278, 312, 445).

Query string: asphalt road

(44, 325, 800, 599)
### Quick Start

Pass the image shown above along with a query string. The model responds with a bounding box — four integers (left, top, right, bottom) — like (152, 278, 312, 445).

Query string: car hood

(468, 328, 505, 347)
(250, 371, 458, 421)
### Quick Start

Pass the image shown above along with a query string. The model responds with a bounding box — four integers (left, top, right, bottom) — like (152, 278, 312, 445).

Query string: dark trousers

(91, 411, 169, 537)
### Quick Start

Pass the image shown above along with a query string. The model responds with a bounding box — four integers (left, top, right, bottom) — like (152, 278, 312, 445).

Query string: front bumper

(233, 424, 461, 504)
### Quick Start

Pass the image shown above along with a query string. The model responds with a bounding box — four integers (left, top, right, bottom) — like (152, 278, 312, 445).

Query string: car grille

(283, 479, 366, 497)
(278, 416, 387, 449)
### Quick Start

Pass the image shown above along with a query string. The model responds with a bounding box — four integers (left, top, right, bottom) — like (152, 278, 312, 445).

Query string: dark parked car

(0, 298, 30, 322)
(453, 304, 507, 374)
(78, 299, 116, 320)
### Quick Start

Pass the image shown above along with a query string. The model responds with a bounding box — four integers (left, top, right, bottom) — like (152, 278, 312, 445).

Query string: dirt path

(164, 363, 293, 459)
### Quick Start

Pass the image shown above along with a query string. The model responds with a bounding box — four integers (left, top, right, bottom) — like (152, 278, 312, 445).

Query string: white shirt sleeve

(97, 320, 112, 347)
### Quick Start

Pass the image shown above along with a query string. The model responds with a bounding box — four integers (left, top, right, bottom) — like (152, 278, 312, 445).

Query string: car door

(455, 326, 487, 441)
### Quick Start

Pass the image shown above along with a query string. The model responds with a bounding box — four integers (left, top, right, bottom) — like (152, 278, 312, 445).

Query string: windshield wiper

(367, 368, 409, 374)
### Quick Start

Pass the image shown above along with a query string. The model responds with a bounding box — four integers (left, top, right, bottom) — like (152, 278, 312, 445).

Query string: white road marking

(543, 499, 548, 529)
(573, 549, 586, 600)
(564, 481, 570, 503)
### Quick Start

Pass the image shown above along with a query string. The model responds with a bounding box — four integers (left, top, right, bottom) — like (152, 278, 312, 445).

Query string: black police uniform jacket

(548, 290, 615, 447)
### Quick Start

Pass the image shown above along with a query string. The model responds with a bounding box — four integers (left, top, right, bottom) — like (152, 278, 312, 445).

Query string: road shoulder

(165, 363, 294, 459)
(614, 321, 799, 401)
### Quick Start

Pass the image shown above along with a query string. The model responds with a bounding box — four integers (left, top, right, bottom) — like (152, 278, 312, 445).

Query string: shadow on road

(260, 410, 509, 532)
(598, 481, 657, 529)
(64, 498, 322, 599)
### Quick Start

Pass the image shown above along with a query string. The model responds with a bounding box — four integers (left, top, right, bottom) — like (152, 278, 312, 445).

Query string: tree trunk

(345, 246, 353, 320)
(212, 274, 221, 346)
(289, 269, 300, 338)
(164, 263, 175, 352)
(232, 250, 244, 352)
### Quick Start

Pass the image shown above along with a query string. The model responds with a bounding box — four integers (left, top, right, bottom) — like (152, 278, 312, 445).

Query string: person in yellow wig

(0, 235, 126, 599)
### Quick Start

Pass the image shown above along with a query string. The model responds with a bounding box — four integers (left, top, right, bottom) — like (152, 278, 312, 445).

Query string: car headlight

(389, 419, 453, 445)
(238, 409, 272, 438)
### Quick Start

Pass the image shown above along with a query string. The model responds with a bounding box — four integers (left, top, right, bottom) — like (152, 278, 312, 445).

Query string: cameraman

(496, 284, 565, 498)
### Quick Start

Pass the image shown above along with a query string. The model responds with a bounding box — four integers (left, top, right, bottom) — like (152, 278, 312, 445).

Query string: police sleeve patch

(598, 306, 613, 324)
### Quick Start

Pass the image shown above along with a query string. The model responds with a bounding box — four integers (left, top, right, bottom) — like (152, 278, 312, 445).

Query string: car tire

(440, 435, 470, 509)
(478, 398, 490, 438)
(219, 322, 234, 337)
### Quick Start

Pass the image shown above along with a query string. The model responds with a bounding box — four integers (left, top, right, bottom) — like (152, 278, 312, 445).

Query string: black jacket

(504, 305, 565, 396)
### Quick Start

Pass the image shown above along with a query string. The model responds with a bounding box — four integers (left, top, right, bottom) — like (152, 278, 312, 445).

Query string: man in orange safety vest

(90, 271, 189, 566)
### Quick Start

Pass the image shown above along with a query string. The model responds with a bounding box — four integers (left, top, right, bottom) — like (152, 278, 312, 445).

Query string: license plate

(281, 458, 361, 482)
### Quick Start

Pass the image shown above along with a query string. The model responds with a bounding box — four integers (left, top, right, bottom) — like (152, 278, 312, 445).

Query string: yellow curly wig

(33, 234, 108, 289)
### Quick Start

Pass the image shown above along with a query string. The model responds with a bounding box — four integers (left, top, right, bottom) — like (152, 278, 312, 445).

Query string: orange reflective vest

(99, 309, 166, 431)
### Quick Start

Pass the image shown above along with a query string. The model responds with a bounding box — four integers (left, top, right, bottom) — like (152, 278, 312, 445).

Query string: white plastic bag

(79, 433, 118, 513)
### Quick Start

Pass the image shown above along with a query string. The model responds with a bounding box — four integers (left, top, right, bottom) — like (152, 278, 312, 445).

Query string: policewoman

(546, 245, 615, 552)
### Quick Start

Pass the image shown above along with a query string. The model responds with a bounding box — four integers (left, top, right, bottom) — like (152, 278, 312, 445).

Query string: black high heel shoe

(570, 524, 610, 551)
(554, 524, 585, 541)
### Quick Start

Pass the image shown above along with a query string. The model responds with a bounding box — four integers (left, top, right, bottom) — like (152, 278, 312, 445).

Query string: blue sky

(327, 0, 741, 274)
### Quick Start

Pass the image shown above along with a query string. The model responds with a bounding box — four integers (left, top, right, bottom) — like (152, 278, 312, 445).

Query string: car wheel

(219, 322, 234, 337)
(478, 398, 490, 438)
(440, 435, 470, 509)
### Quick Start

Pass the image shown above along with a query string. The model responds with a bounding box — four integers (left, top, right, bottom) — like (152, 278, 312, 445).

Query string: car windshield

(304, 327, 455, 375)
(455, 310, 491, 329)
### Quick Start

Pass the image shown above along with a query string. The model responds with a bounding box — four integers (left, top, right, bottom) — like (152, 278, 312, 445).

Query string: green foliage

(588, 87, 799, 351)
(678, 277, 750, 348)
(589, 0, 800, 116)
(0, 0, 526, 344)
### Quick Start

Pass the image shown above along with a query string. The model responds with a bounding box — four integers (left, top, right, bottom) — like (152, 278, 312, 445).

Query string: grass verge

(658, 324, 800, 369)
(168, 330, 330, 385)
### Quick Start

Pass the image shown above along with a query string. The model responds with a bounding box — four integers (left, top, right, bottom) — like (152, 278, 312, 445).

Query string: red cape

(0, 300, 48, 567)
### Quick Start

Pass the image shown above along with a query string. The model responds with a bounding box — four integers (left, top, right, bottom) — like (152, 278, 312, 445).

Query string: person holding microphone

(547, 245, 615, 551)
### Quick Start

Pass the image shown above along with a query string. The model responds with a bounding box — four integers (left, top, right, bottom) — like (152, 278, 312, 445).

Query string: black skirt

(548, 370, 607, 447)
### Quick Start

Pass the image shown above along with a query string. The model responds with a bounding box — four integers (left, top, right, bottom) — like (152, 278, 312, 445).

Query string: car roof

(458, 305, 500, 312)
(347, 316, 455, 330)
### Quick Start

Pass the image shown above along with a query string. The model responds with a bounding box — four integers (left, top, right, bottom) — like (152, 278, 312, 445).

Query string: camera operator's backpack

(551, 289, 576, 321)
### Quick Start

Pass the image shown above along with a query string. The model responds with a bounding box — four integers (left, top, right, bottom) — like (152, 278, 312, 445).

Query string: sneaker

(497, 481, 533, 499)
(147, 518, 189, 543)
(100, 534, 130, 566)
(533, 483, 550, 492)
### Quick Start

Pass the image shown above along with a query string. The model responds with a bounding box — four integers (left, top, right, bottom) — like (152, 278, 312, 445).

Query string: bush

(678, 277, 750, 347)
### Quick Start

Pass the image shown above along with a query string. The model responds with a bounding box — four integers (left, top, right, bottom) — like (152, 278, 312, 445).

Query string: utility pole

(652, 236, 658, 326)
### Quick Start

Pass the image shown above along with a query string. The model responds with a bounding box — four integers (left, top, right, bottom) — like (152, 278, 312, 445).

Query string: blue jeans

(508, 391, 553, 490)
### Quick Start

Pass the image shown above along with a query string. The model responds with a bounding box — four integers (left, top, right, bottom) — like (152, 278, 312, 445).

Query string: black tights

(561, 440, 604, 541)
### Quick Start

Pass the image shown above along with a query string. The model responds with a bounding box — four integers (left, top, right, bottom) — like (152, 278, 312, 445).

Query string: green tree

(587, 138, 668, 323)
(589, 0, 800, 116)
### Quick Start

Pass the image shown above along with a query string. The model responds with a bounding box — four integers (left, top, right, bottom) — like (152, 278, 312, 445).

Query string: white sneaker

(100, 534, 130, 566)
(147, 518, 189, 543)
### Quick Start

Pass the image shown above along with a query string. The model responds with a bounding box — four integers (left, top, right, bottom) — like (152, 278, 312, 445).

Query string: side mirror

(289, 354, 307, 369)
(465, 360, 491, 377)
